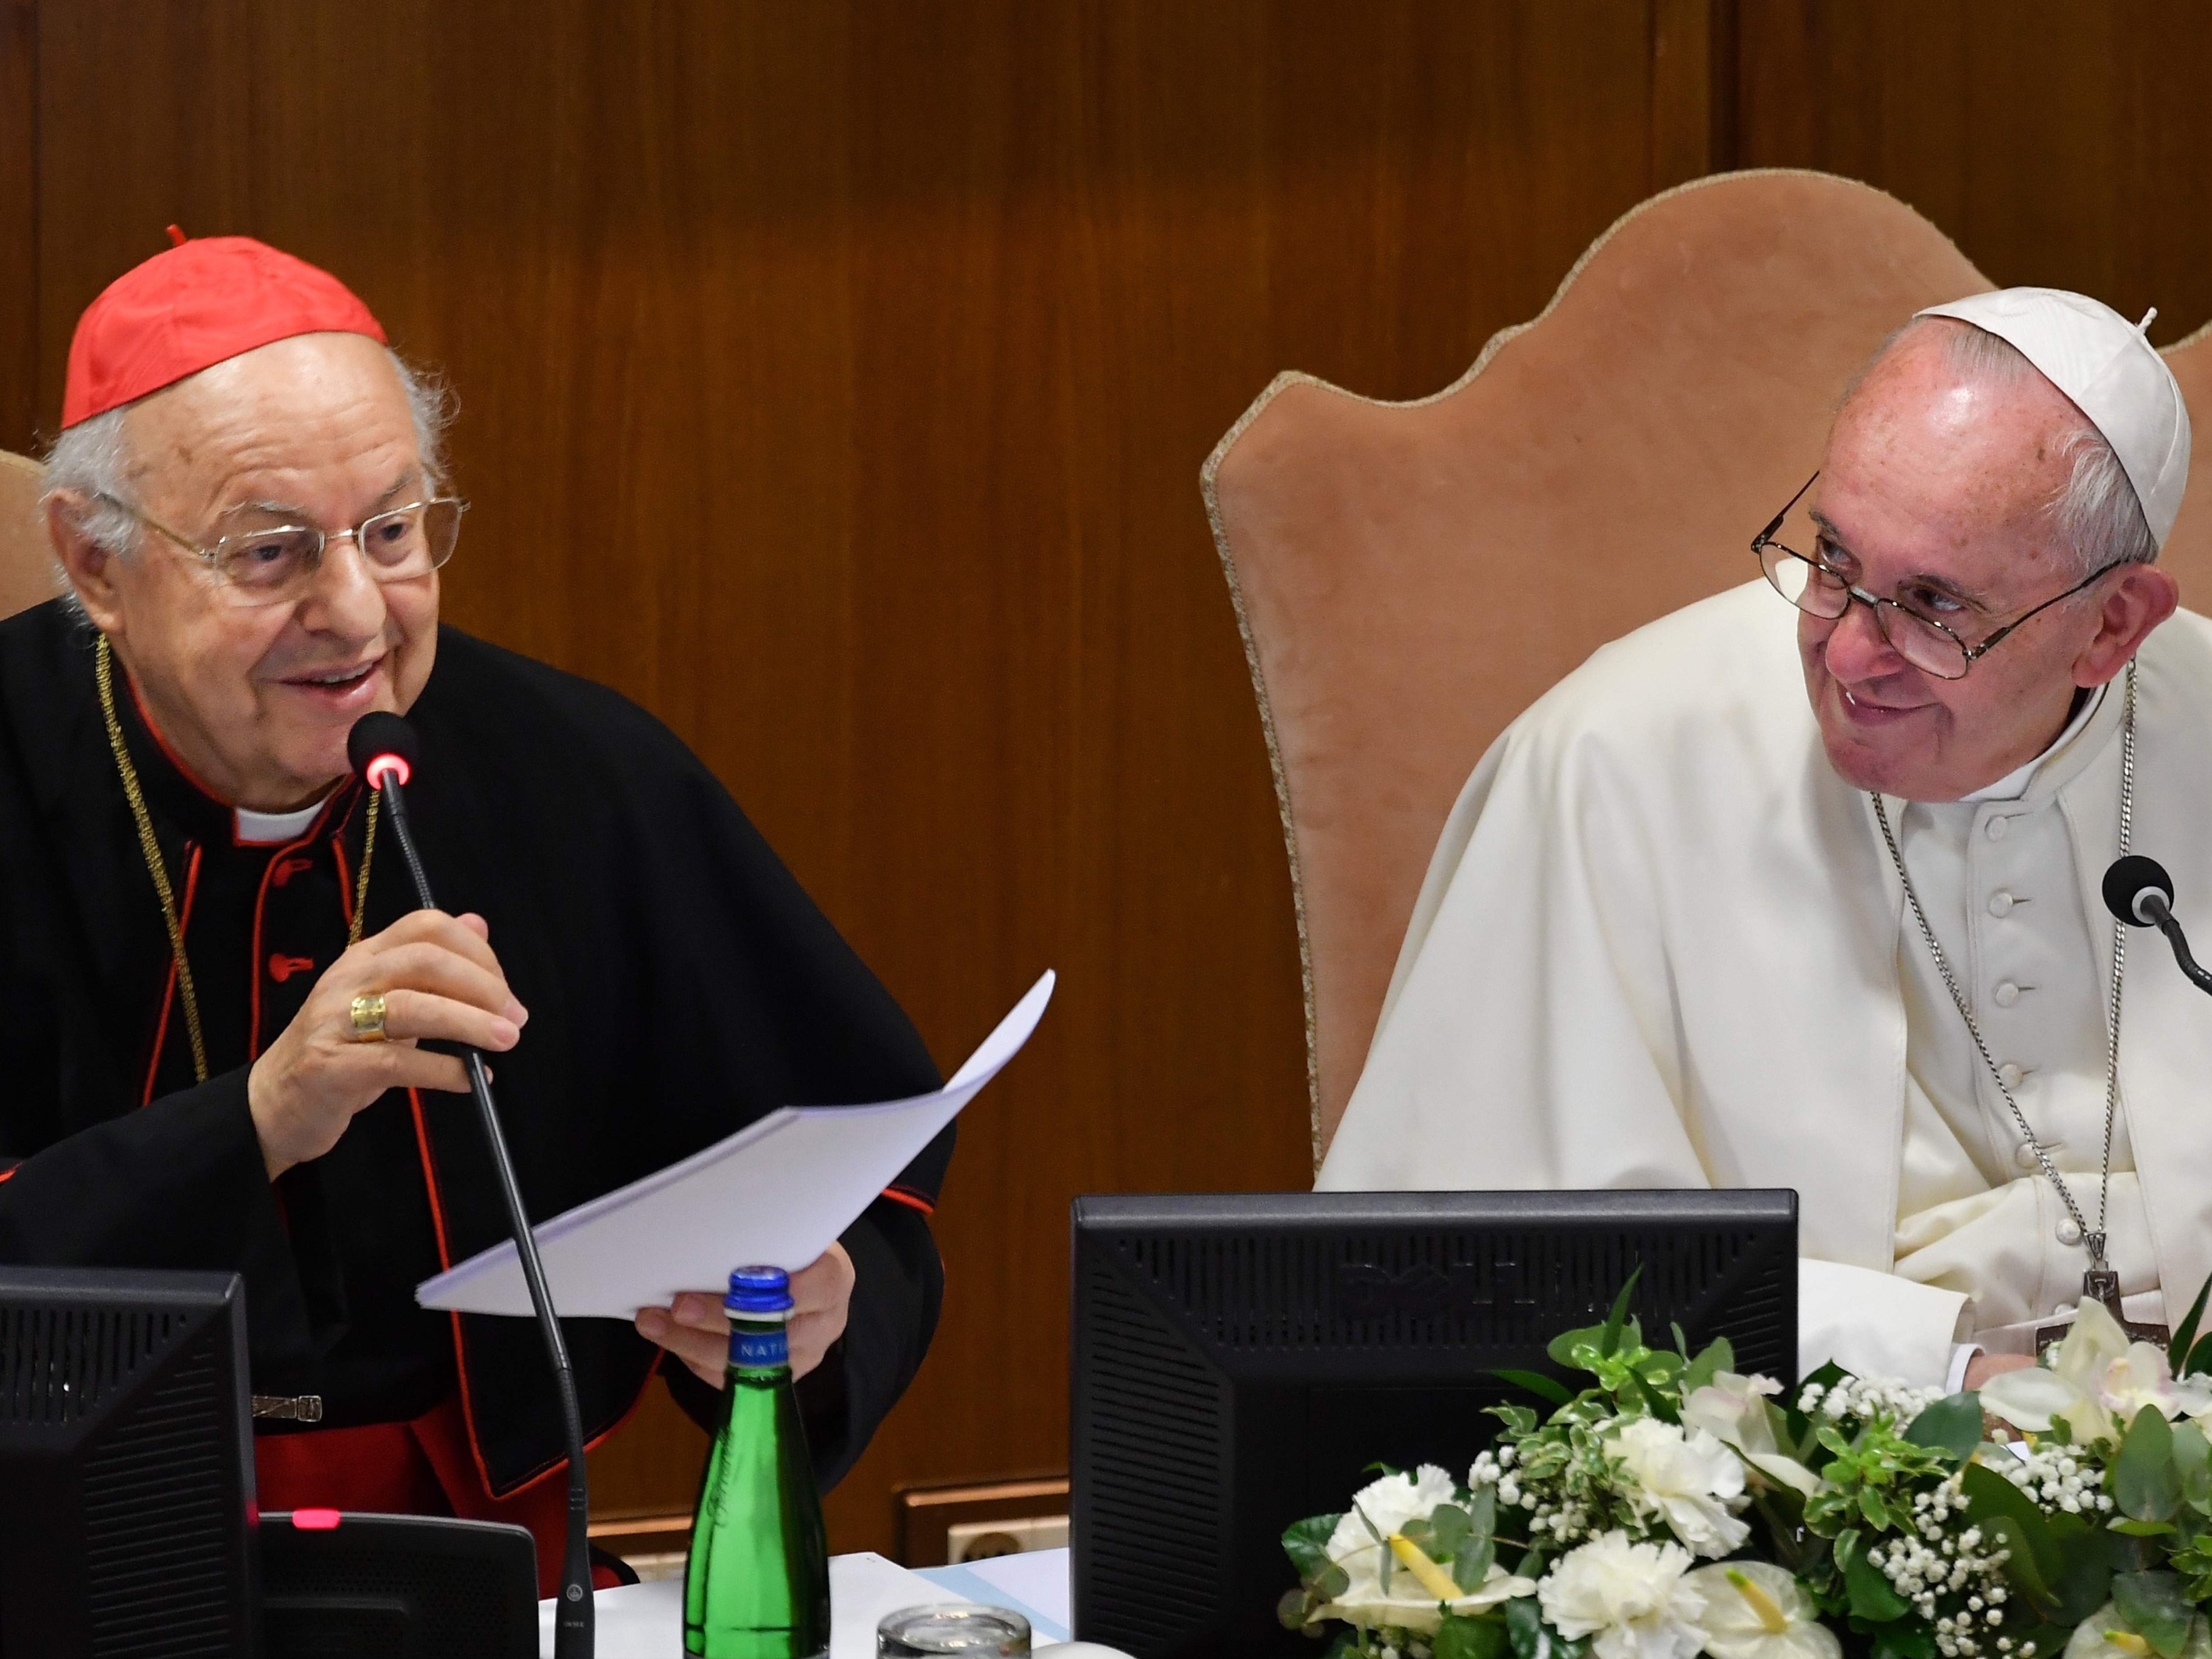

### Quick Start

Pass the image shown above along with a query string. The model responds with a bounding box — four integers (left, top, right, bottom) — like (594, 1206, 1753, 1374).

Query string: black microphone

(348, 712, 594, 1657)
(2103, 854, 2212, 996)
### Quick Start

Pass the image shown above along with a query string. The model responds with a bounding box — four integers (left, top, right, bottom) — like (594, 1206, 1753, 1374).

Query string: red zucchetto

(61, 233, 386, 428)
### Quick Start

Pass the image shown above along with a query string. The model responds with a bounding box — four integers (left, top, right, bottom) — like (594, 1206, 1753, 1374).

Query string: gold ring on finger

(350, 993, 390, 1043)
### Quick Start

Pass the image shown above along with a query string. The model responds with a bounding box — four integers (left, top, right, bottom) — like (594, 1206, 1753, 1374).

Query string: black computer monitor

(1069, 1188, 1798, 1659)
(0, 1266, 258, 1658)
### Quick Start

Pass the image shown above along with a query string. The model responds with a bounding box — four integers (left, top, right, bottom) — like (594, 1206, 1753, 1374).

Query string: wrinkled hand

(248, 909, 527, 1180)
(1964, 1351, 2036, 1391)
(636, 1245, 855, 1389)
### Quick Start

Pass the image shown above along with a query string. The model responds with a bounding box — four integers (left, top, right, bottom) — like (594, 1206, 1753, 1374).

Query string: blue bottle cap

(726, 1265, 792, 1314)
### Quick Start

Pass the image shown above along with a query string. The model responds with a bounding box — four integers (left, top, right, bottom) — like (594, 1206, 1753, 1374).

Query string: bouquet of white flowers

(1280, 1273, 2212, 1659)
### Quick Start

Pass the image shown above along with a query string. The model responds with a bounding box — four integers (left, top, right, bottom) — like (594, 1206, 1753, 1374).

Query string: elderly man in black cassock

(0, 234, 953, 1588)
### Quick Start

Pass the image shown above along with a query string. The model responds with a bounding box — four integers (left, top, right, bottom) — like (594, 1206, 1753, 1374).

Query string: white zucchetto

(1916, 286, 2192, 548)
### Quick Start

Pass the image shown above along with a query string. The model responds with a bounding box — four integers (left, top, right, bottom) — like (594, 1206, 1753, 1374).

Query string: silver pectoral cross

(2035, 1243, 2169, 1352)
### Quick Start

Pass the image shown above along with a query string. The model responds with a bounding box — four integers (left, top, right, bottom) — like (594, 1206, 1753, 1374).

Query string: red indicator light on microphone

(364, 753, 411, 790)
(290, 1508, 342, 1530)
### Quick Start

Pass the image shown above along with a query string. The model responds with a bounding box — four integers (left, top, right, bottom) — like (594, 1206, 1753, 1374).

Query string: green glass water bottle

(684, 1265, 831, 1658)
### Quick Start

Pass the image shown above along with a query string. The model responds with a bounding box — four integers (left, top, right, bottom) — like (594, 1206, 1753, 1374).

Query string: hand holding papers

(417, 972, 1054, 1320)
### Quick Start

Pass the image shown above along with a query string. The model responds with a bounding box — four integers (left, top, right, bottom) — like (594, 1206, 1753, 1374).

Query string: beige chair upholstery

(0, 451, 56, 622)
(1204, 167, 2212, 1169)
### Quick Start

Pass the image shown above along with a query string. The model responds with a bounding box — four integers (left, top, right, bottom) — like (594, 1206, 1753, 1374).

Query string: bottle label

(730, 1327, 788, 1369)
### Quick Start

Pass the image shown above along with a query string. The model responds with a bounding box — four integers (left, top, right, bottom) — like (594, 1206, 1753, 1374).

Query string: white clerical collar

(1957, 681, 2109, 804)
(235, 795, 331, 845)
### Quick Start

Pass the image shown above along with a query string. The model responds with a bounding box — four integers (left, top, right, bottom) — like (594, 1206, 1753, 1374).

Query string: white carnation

(1322, 1464, 1459, 1565)
(1607, 1416, 1752, 1558)
(1539, 1531, 1707, 1659)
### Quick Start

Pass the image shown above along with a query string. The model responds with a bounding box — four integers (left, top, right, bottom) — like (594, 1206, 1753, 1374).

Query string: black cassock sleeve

(451, 633, 962, 1490)
(661, 1169, 952, 1487)
(0, 1068, 321, 1375)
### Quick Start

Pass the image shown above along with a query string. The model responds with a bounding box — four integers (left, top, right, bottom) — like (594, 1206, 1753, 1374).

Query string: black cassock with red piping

(0, 597, 953, 1496)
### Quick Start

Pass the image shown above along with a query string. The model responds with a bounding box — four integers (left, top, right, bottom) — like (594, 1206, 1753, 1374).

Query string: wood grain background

(1, 0, 2207, 1557)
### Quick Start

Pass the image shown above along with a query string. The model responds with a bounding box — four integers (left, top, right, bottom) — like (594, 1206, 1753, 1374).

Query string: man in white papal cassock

(1317, 288, 2200, 1394)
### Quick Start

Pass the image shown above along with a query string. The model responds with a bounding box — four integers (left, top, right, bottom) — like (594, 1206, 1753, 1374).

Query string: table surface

(536, 1546, 1073, 1658)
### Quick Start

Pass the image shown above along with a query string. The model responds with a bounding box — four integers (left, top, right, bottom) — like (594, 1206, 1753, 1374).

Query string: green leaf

(1493, 1368, 1575, 1408)
(1681, 1337, 1734, 1400)
(2187, 1334, 2212, 1381)
(1283, 1514, 1344, 1582)
(1600, 1265, 1645, 1358)
(1406, 1504, 1474, 1567)
(1842, 1531, 1911, 1620)
(1506, 1594, 1586, 1659)
(2046, 1511, 2113, 1624)
(1961, 1462, 2068, 1593)
(1436, 1615, 1513, 1659)
(1451, 1487, 1499, 1589)
(1546, 1324, 1607, 1369)
(2179, 1422, 2212, 1514)
(1455, 1531, 1498, 1595)
(1489, 1405, 1540, 1436)
(2112, 1520, 2182, 1537)
(1902, 1392, 1985, 1460)
(2117, 1407, 2183, 1523)
(1870, 1626, 1937, 1659)
(2113, 1569, 2194, 1659)
(1859, 1485, 1891, 1531)
(2174, 1275, 2212, 1376)
(1277, 1587, 1314, 1631)
(1673, 1321, 1691, 1358)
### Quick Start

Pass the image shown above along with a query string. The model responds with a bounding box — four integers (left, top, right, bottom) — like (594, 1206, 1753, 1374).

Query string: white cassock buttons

(2014, 1141, 2039, 1170)
(1987, 817, 2010, 841)
(2058, 1219, 2084, 1246)
(1994, 982, 2022, 1007)
(1999, 1062, 2026, 1090)
(1988, 891, 2016, 917)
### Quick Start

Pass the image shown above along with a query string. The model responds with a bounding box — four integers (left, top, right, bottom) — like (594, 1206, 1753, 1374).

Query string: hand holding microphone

(246, 909, 527, 1178)
(2103, 853, 2212, 995)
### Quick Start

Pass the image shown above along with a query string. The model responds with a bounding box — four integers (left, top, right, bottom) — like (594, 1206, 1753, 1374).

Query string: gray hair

(40, 348, 456, 559)
(1855, 316, 2157, 577)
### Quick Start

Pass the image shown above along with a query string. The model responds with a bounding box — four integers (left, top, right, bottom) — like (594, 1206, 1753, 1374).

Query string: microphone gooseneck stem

(2156, 913, 2212, 996)
(378, 781, 594, 1658)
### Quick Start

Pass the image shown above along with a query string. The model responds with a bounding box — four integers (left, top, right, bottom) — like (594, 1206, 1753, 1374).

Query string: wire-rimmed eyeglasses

(100, 492, 465, 610)
(1752, 470, 2114, 681)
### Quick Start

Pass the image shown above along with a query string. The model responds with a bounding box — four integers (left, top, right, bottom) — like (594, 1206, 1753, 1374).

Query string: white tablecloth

(537, 1546, 1073, 1657)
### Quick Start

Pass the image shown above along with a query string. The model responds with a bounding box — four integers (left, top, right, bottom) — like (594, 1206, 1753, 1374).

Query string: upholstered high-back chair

(1204, 168, 2212, 1170)
(0, 451, 56, 621)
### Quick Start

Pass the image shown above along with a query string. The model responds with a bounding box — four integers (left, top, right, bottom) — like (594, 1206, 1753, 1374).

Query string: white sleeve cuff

(1945, 1341, 1983, 1394)
(1799, 1258, 1971, 1389)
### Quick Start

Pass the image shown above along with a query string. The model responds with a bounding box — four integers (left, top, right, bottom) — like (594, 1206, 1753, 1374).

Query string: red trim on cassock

(404, 1089, 660, 1512)
(119, 664, 231, 811)
(881, 1184, 935, 1216)
(0, 1164, 18, 1184)
(247, 811, 342, 1059)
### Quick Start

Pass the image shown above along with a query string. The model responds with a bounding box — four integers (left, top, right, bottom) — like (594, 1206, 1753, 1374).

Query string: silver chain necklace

(1869, 663, 2157, 1343)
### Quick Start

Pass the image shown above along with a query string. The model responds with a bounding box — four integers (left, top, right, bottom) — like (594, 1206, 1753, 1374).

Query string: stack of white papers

(418, 972, 1053, 1319)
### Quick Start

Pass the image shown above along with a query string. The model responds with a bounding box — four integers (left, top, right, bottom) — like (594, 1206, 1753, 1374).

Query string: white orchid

(1685, 1562, 1842, 1659)
(1539, 1531, 1707, 1659)
(2064, 1602, 2212, 1659)
(1315, 1464, 1537, 1635)
(1607, 1416, 1753, 1557)
(1982, 1299, 2212, 1441)
(1683, 1372, 1822, 1498)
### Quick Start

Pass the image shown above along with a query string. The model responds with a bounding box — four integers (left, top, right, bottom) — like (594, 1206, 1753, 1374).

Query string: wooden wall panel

(0, 0, 36, 455)
(1736, 0, 2212, 347)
